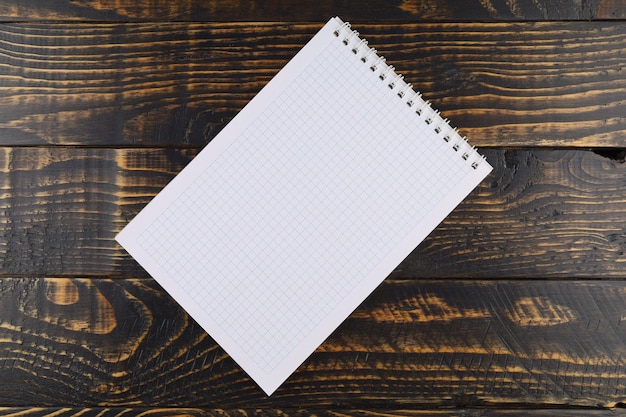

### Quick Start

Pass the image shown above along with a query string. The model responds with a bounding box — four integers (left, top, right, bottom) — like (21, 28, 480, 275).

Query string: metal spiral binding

(332, 20, 486, 170)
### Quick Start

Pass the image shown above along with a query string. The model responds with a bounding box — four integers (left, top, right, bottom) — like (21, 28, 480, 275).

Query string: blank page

(116, 16, 493, 395)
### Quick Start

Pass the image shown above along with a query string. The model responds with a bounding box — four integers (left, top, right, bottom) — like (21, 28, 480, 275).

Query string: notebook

(116, 16, 493, 395)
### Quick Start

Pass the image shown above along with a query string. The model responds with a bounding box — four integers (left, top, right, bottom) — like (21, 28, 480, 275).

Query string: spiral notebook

(116, 16, 492, 395)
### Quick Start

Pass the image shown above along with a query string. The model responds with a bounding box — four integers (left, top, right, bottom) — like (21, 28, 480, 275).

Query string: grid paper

(117, 16, 492, 395)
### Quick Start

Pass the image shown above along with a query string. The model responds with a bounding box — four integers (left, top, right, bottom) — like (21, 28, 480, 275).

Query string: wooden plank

(0, 147, 195, 276)
(0, 148, 625, 278)
(1, 21, 626, 147)
(599, 0, 626, 18)
(0, 0, 611, 22)
(401, 148, 626, 278)
(3, 278, 626, 408)
(0, 408, 623, 417)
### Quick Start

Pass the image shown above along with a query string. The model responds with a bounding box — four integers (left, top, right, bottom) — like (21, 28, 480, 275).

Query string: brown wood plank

(598, 0, 626, 17)
(0, 148, 625, 278)
(400, 148, 626, 278)
(1, 21, 626, 147)
(0, 408, 623, 417)
(3, 278, 626, 408)
(0, 0, 610, 22)
(0, 147, 195, 276)
(0, 409, 214, 417)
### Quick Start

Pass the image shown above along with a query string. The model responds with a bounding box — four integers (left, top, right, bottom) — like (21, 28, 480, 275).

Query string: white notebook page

(116, 16, 493, 395)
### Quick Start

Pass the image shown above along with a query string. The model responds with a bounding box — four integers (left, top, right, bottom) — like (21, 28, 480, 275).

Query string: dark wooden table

(2, 1, 626, 415)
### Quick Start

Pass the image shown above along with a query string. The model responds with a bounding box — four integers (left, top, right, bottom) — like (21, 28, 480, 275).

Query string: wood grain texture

(2, 21, 626, 147)
(598, 0, 626, 17)
(0, 0, 609, 22)
(0, 147, 624, 278)
(3, 278, 626, 409)
(2, 0, 626, 412)
(0, 409, 624, 417)
(402, 149, 626, 278)
(0, 147, 194, 276)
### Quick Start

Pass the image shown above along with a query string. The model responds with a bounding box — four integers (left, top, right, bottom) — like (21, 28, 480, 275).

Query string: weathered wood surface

(0, 148, 194, 276)
(2, 278, 626, 409)
(0, 148, 624, 278)
(3, 0, 626, 413)
(2, 21, 626, 147)
(0, 0, 619, 22)
(1, 409, 624, 417)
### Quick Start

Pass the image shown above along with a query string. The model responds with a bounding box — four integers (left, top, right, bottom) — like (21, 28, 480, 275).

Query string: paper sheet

(117, 16, 492, 395)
